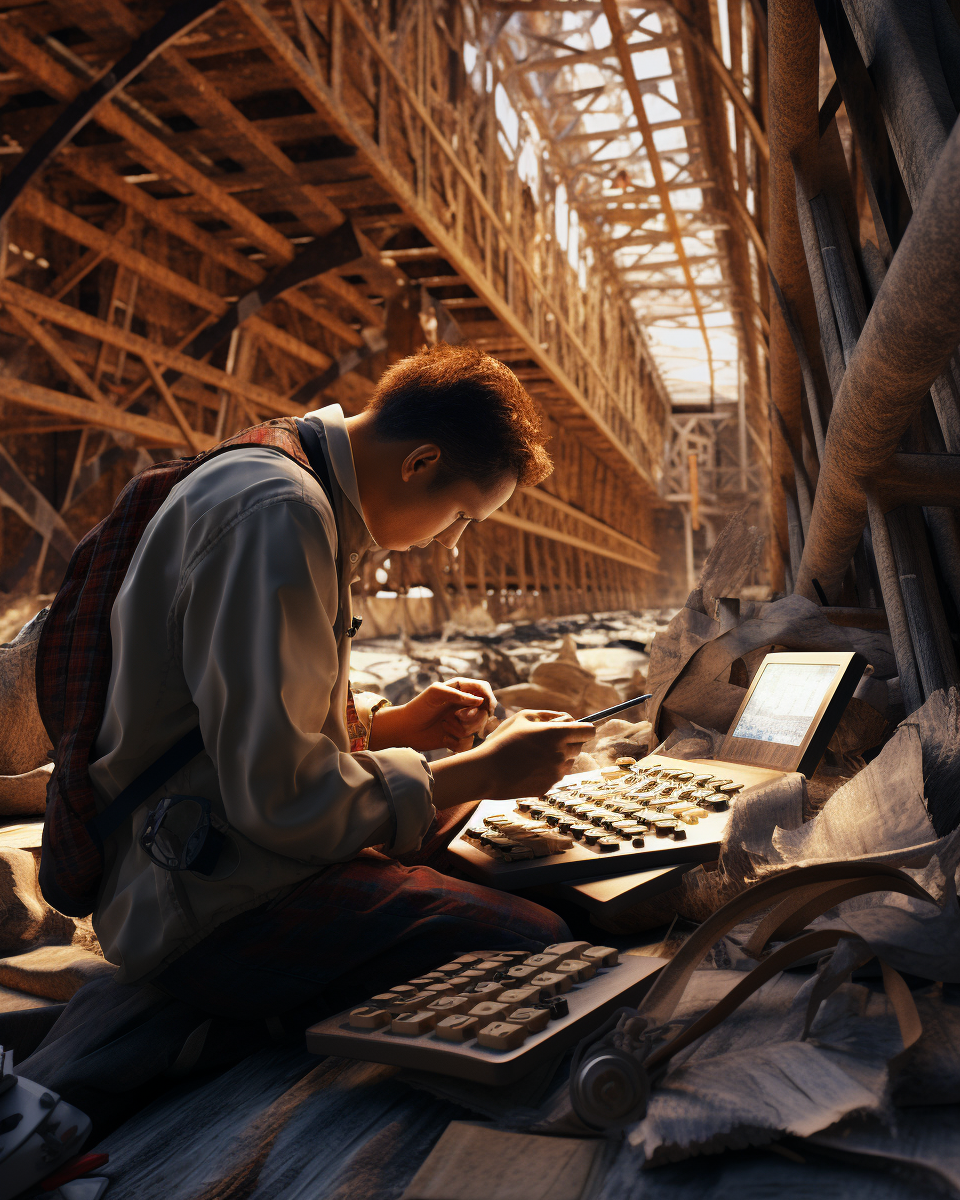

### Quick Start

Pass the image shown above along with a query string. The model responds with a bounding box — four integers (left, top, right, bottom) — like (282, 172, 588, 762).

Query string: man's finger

(428, 684, 485, 709)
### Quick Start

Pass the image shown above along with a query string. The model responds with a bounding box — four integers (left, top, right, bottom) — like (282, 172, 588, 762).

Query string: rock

(0, 762, 52, 816)
(581, 681, 624, 714)
(529, 659, 594, 696)
(555, 633, 581, 664)
(493, 683, 580, 714)
(0, 945, 115, 1001)
(0, 847, 79, 955)
(0, 608, 53, 776)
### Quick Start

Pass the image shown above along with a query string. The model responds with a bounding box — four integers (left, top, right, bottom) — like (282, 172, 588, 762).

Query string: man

(89, 344, 593, 1020)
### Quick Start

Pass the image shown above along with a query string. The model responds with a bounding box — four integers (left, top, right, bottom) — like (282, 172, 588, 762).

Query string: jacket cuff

(354, 747, 436, 855)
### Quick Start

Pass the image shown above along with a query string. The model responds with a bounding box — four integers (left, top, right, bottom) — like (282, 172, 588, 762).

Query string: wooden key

(426, 995, 471, 1015)
(444, 975, 473, 992)
(476, 1021, 527, 1050)
(467, 1000, 509, 1021)
(557, 958, 596, 982)
(506, 964, 540, 984)
(410, 989, 442, 1008)
(470, 981, 505, 1000)
(530, 971, 573, 996)
(370, 992, 422, 1013)
(391, 1010, 437, 1036)
(581, 945, 619, 966)
(523, 952, 563, 972)
(497, 986, 541, 1009)
(423, 982, 455, 996)
(543, 941, 592, 958)
(435, 962, 465, 975)
(436, 1014, 480, 1042)
(348, 1007, 391, 1029)
(508, 1006, 551, 1032)
(387, 985, 418, 999)
(458, 969, 489, 985)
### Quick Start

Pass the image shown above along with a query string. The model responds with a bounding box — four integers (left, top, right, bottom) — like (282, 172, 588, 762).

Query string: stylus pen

(471, 692, 653, 746)
(582, 693, 653, 723)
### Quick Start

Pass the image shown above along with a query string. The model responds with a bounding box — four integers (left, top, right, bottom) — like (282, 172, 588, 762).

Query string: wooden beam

(236, 0, 659, 492)
(523, 486, 659, 570)
(0, 19, 293, 263)
(487, 508, 656, 572)
(0, 374, 196, 445)
(0, 442, 77, 562)
(142, 358, 209, 452)
(602, 0, 716, 400)
(0, 279, 292, 414)
(4, 303, 114, 407)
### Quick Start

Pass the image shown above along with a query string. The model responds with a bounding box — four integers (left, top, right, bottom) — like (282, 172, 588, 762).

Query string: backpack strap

(88, 419, 351, 847)
(88, 726, 204, 848)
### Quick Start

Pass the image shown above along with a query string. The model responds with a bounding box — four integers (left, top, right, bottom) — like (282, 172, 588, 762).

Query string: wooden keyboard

(448, 753, 784, 888)
(306, 942, 666, 1085)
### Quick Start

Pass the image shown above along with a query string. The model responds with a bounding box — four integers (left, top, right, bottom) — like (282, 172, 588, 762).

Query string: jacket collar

(303, 404, 366, 521)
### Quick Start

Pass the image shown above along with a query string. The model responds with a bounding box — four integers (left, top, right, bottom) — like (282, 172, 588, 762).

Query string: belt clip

(347, 616, 363, 639)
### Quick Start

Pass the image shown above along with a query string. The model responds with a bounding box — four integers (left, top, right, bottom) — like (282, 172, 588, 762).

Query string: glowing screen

(731, 663, 839, 746)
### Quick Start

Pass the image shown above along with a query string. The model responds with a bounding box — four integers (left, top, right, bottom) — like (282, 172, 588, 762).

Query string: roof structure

(0, 0, 771, 621)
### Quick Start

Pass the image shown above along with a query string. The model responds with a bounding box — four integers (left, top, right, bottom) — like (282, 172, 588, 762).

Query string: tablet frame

(717, 650, 868, 776)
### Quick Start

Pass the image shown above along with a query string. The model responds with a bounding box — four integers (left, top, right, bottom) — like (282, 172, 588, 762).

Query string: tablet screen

(730, 661, 840, 747)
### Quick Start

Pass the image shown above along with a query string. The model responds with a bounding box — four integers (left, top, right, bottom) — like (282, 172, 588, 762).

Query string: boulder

(0, 762, 52, 816)
(0, 609, 52, 776)
(0, 945, 115, 1002)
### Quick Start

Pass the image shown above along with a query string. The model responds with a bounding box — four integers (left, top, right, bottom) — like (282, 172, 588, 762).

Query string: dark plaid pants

(154, 803, 569, 1020)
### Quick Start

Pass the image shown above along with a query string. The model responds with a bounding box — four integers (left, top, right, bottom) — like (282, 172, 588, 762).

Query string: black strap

(88, 725, 204, 846)
(295, 417, 351, 635)
(88, 419, 350, 846)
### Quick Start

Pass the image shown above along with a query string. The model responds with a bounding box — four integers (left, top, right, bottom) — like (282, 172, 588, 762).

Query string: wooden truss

(0, 0, 675, 614)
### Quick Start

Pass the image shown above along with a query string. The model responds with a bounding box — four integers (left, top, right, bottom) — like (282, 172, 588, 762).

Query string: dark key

(570, 824, 592, 840)
(516, 799, 533, 812)
(583, 829, 602, 845)
(631, 835, 646, 848)
(597, 837, 620, 853)
(671, 827, 687, 841)
(557, 818, 575, 834)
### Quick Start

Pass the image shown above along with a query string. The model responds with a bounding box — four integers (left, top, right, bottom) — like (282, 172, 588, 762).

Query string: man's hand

(430, 709, 595, 808)
(367, 677, 496, 752)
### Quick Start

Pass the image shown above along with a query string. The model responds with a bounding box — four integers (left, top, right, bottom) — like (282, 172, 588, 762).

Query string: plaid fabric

(36, 418, 322, 918)
(153, 804, 570, 1020)
(345, 688, 367, 753)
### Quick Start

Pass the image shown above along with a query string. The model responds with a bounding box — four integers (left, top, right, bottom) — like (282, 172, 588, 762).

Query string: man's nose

(434, 524, 467, 549)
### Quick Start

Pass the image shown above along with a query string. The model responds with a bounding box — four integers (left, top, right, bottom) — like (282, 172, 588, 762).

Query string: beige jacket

(89, 405, 435, 983)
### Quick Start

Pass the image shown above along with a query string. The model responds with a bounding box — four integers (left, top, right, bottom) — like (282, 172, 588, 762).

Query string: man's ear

(400, 443, 443, 483)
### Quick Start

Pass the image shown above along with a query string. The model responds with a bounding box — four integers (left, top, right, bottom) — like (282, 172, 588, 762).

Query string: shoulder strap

(87, 726, 204, 847)
(87, 419, 350, 845)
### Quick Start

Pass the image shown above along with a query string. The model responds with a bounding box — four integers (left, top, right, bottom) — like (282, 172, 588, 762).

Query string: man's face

(370, 470, 517, 551)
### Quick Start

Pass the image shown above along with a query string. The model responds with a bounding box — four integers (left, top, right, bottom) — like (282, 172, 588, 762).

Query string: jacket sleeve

(176, 494, 436, 862)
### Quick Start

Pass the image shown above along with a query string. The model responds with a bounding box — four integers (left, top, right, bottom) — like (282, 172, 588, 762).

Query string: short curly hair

(367, 343, 552, 488)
